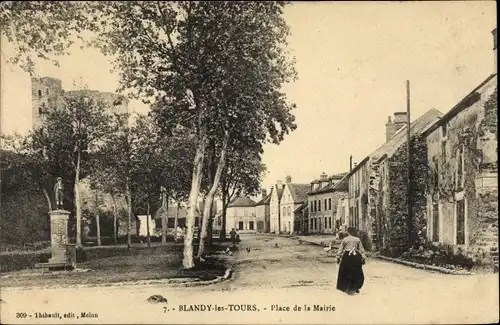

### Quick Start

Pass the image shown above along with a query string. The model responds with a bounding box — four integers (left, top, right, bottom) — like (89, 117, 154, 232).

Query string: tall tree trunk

(162, 193, 168, 243)
(198, 134, 228, 257)
(146, 200, 151, 248)
(75, 150, 82, 247)
(126, 177, 132, 248)
(111, 193, 118, 245)
(42, 188, 52, 211)
(95, 190, 101, 246)
(174, 201, 179, 242)
(182, 133, 207, 269)
(220, 191, 227, 240)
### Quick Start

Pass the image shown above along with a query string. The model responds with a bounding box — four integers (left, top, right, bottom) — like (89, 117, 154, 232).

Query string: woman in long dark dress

(336, 227, 366, 295)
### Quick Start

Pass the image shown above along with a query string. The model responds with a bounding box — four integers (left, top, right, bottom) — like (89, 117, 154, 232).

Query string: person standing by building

(229, 228, 237, 245)
(336, 227, 366, 295)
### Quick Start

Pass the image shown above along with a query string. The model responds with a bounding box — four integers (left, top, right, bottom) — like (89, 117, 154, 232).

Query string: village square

(0, 2, 498, 324)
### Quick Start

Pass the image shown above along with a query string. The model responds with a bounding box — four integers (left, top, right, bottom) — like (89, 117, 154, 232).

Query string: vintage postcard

(0, 1, 498, 324)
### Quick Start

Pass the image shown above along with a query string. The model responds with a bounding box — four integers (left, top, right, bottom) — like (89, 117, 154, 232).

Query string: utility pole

(406, 80, 412, 248)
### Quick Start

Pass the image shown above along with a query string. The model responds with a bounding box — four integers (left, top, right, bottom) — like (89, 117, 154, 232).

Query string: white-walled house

(280, 176, 309, 234)
(226, 197, 258, 234)
(269, 182, 285, 233)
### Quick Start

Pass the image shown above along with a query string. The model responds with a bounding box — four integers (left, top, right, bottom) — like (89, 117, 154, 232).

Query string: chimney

(353, 162, 358, 168)
(386, 112, 408, 141)
(385, 116, 397, 141)
(349, 155, 353, 172)
(261, 189, 267, 198)
(276, 180, 283, 187)
(492, 28, 497, 73)
(393, 112, 408, 125)
(319, 172, 328, 181)
(285, 175, 292, 183)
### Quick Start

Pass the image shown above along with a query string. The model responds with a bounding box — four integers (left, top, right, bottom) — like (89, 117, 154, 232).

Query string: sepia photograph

(0, 1, 498, 324)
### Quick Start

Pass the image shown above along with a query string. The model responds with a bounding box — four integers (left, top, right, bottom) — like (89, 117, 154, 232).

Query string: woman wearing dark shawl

(336, 227, 366, 295)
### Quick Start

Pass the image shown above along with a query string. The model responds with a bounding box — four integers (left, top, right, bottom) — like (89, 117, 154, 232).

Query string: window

(456, 145, 465, 191)
(328, 217, 332, 229)
(195, 217, 199, 227)
(238, 221, 244, 230)
(38, 89, 42, 98)
(310, 201, 313, 212)
(310, 219, 313, 230)
(456, 199, 465, 245)
(324, 199, 327, 210)
(249, 221, 254, 230)
(288, 206, 291, 215)
(45, 89, 49, 95)
(318, 200, 321, 211)
(324, 217, 327, 229)
(313, 201, 317, 212)
(328, 198, 332, 210)
(432, 201, 439, 242)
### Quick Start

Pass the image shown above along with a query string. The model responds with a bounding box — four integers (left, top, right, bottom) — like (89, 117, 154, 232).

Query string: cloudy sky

(1, 1, 496, 194)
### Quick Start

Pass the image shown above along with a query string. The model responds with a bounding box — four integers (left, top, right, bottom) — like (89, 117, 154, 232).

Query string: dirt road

(1, 234, 498, 324)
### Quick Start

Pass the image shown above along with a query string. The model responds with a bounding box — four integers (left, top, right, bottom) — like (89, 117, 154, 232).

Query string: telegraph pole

(406, 80, 412, 248)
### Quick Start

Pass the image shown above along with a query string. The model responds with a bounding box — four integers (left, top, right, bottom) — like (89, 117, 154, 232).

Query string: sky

(0, 1, 497, 195)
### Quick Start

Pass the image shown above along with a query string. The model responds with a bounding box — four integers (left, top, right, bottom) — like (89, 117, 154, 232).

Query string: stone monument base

(48, 209, 71, 264)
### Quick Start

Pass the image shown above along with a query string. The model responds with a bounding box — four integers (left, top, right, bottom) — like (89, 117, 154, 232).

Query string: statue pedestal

(48, 210, 70, 264)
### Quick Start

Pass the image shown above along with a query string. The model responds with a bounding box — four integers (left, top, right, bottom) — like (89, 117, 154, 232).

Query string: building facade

(422, 70, 497, 265)
(308, 173, 348, 234)
(280, 176, 309, 234)
(294, 201, 308, 235)
(254, 190, 271, 233)
(347, 109, 443, 251)
(269, 182, 285, 234)
(226, 197, 257, 234)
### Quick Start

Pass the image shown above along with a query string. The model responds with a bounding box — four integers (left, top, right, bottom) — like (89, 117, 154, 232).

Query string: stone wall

(425, 79, 498, 269)
(379, 136, 428, 257)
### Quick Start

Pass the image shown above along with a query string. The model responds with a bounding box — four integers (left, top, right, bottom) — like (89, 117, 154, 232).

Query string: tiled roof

(228, 196, 257, 207)
(255, 194, 271, 206)
(274, 185, 285, 200)
(294, 201, 308, 213)
(287, 183, 310, 203)
(370, 108, 443, 161)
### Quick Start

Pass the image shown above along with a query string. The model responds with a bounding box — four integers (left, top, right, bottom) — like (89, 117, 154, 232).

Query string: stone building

(307, 172, 348, 235)
(294, 201, 308, 235)
(31, 76, 129, 129)
(254, 189, 271, 233)
(347, 109, 443, 250)
(280, 176, 309, 234)
(226, 197, 257, 234)
(420, 29, 497, 267)
(269, 182, 285, 234)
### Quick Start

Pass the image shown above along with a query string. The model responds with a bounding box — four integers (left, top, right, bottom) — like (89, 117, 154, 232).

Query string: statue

(53, 177, 64, 209)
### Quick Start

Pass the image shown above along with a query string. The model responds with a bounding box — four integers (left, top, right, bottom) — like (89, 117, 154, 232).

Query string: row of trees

(1, 1, 297, 268)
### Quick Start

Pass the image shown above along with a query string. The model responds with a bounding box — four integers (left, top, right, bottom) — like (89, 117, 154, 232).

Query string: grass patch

(0, 242, 231, 288)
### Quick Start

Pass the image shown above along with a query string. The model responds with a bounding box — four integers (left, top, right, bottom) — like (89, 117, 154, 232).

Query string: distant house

(280, 176, 309, 234)
(254, 189, 271, 233)
(347, 109, 443, 250)
(307, 172, 348, 235)
(226, 197, 257, 233)
(269, 182, 285, 234)
(154, 200, 215, 237)
(419, 30, 497, 266)
(294, 201, 308, 235)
